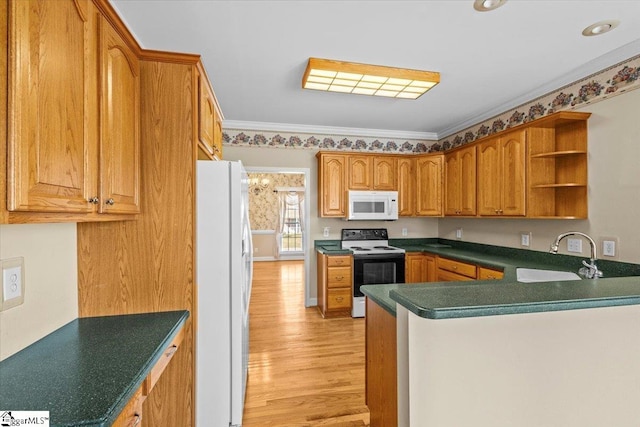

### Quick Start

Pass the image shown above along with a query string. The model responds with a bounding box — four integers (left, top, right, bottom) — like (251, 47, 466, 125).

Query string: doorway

(245, 166, 312, 307)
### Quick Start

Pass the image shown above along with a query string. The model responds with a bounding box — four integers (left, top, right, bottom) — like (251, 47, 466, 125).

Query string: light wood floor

(243, 260, 370, 426)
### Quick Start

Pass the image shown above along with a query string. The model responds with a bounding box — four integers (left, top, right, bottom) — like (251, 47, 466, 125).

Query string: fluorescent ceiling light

(302, 57, 440, 100)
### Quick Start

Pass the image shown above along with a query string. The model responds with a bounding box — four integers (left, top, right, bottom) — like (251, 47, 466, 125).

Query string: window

(281, 198, 302, 252)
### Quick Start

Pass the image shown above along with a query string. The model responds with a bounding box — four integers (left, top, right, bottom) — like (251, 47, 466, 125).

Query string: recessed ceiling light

(582, 20, 620, 36)
(302, 58, 440, 100)
(473, 0, 507, 12)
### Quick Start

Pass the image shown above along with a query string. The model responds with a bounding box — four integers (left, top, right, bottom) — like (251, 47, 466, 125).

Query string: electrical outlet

(567, 238, 582, 253)
(402, 228, 408, 237)
(520, 232, 531, 247)
(1, 257, 25, 311)
(601, 236, 619, 258)
(456, 228, 463, 240)
(323, 227, 330, 238)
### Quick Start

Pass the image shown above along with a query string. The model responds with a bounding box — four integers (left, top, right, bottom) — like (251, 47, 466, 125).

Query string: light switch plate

(1, 257, 25, 311)
(600, 236, 619, 258)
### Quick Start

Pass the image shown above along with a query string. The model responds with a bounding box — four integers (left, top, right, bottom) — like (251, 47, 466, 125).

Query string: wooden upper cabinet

(397, 157, 415, 216)
(373, 156, 397, 190)
(213, 103, 224, 159)
(415, 154, 443, 216)
(445, 146, 476, 216)
(477, 131, 526, 216)
(7, 0, 97, 213)
(5, 0, 140, 221)
(196, 63, 223, 159)
(198, 70, 216, 158)
(348, 156, 372, 190)
(99, 15, 141, 214)
(318, 153, 346, 217)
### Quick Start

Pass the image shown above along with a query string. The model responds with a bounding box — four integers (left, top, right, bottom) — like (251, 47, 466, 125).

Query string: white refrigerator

(196, 160, 253, 427)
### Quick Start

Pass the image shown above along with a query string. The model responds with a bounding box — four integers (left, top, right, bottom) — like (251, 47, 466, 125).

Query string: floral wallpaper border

(223, 53, 640, 153)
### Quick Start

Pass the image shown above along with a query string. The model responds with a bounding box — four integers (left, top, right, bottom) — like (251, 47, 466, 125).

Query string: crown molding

(223, 120, 438, 141)
(437, 38, 640, 139)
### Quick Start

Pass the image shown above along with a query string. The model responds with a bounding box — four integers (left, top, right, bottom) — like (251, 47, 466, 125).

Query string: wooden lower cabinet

(366, 297, 397, 427)
(405, 252, 436, 283)
(478, 266, 504, 280)
(317, 253, 353, 317)
(436, 257, 477, 281)
(113, 325, 184, 427)
(113, 386, 144, 427)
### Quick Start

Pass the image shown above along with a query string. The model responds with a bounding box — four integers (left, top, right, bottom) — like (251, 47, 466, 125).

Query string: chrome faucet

(549, 231, 603, 279)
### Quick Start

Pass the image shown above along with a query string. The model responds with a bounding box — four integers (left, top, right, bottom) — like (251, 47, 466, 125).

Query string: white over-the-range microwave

(347, 190, 399, 221)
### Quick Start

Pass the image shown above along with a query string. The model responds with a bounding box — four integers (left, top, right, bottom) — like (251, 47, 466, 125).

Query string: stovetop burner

(340, 228, 405, 255)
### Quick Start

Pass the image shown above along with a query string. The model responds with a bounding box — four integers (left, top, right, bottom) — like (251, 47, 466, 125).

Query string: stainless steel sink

(516, 268, 581, 283)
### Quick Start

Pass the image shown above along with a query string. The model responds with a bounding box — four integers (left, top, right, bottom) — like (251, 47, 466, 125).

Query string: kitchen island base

(397, 304, 640, 427)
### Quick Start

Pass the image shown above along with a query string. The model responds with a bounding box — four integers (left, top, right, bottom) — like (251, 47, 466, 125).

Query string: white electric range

(341, 229, 406, 317)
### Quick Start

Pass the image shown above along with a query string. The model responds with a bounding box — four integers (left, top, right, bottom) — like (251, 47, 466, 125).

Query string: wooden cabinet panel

(198, 70, 216, 157)
(143, 326, 185, 396)
(405, 253, 427, 283)
(477, 138, 502, 216)
(327, 255, 351, 267)
(397, 158, 415, 216)
(373, 156, 397, 190)
(501, 132, 526, 216)
(405, 252, 436, 283)
(460, 146, 477, 215)
(317, 253, 353, 317)
(437, 257, 477, 279)
(477, 131, 525, 217)
(349, 156, 372, 190)
(8, 0, 97, 213)
(416, 155, 443, 216)
(327, 266, 351, 288)
(318, 154, 346, 217)
(478, 267, 504, 280)
(437, 269, 475, 282)
(366, 298, 398, 427)
(327, 288, 351, 310)
(99, 15, 141, 214)
(113, 386, 144, 427)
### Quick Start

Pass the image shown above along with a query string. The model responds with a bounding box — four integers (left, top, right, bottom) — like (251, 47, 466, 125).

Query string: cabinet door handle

(452, 265, 458, 270)
(335, 276, 343, 281)
(335, 297, 343, 302)
(106, 198, 115, 205)
(165, 344, 178, 358)
(88, 197, 99, 204)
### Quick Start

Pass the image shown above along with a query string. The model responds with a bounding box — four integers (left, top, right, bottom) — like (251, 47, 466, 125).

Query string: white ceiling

(111, 0, 640, 139)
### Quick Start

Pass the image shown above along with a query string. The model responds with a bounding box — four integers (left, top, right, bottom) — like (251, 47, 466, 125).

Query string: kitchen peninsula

(362, 240, 640, 427)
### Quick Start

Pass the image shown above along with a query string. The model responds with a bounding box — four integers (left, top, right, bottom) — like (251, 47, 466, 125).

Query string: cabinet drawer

(437, 257, 476, 278)
(437, 269, 475, 282)
(143, 326, 184, 396)
(478, 267, 504, 280)
(327, 288, 351, 310)
(327, 255, 351, 267)
(327, 266, 352, 288)
(112, 386, 143, 427)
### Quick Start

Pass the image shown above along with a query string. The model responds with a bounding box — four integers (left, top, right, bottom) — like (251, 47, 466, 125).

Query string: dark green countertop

(314, 240, 351, 255)
(359, 238, 640, 319)
(0, 310, 189, 427)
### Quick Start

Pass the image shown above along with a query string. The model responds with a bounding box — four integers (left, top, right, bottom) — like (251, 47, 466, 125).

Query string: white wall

(0, 223, 78, 360)
(440, 88, 640, 264)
